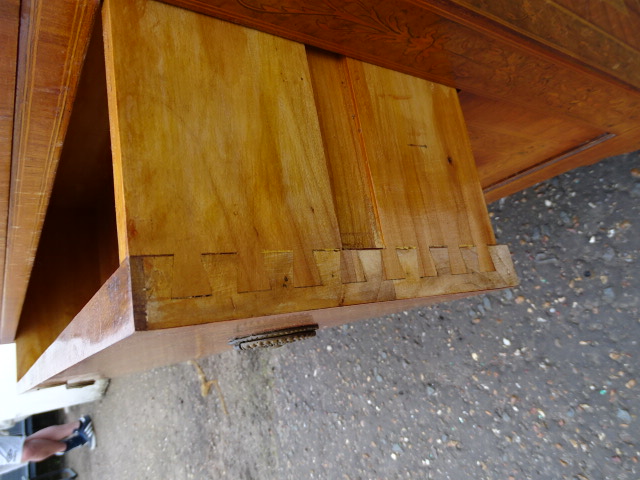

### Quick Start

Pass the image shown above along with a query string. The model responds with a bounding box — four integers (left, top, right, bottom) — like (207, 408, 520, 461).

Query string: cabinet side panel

(0, 0, 20, 343)
(1, 0, 100, 343)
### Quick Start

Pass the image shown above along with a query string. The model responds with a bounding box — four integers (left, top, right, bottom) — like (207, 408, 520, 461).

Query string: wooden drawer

(16, 0, 516, 391)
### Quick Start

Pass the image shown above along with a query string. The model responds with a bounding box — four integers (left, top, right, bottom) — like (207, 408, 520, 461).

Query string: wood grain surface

(554, 0, 640, 51)
(1, 0, 100, 343)
(306, 49, 383, 251)
(423, 0, 640, 90)
(14, 17, 119, 377)
(161, 0, 640, 132)
(4, 0, 640, 344)
(102, 1, 514, 331)
(159, 0, 640, 199)
(15, 207, 117, 380)
(135, 245, 516, 330)
(0, 0, 20, 342)
(308, 51, 496, 280)
(459, 91, 607, 188)
(17, 259, 136, 391)
(104, 0, 341, 299)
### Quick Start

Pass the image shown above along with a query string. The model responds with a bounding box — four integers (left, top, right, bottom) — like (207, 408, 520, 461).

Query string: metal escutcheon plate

(229, 324, 319, 351)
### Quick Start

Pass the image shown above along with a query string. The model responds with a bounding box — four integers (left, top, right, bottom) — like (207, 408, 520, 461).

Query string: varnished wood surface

(554, 0, 640, 52)
(0, 0, 20, 342)
(138, 246, 516, 330)
(421, 0, 640, 90)
(15, 208, 117, 380)
(17, 259, 136, 392)
(308, 50, 495, 280)
(484, 125, 640, 203)
(1, 0, 100, 343)
(158, 0, 640, 201)
(104, 0, 341, 298)
(306, 49, 383, 251)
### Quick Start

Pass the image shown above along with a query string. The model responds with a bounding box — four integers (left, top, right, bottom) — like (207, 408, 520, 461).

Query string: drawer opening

(15, 17, 119, 381)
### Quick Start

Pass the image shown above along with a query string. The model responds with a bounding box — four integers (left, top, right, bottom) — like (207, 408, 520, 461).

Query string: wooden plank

(19, 256, 513, 391)
(0, 0, 20, 343)
(338, 56, 496, 276)
(15, 207, 117, 380)
(103, 0, 342, 300)
(305, 48, 383, 250)
(130, 51, 515, 330)
(17, 259, 136, 391)
(0, 0, 100, 343)
(554, 0, 640, 51)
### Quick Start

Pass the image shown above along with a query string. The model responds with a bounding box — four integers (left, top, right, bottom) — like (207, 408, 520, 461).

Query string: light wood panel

(308, 51, 496, 279)
(133, 245, 515, 330)
(4, 0, 640, 346)
(15, 208, 117, 379)
(1, 0, 100, 343)
(0, 0, 20, 336)
(484, 125, 640, 203)
(103, 0, 342, 299)
(305, 48, 383, 251)
(101, 1, 514, 332)
(16, 3, 518, 388)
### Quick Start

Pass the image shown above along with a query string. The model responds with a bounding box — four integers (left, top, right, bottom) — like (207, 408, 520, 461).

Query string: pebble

(617, 409, 632, 423)
(483, 297, 492, 311)
(534, 252, 559, 264)
(602, 247, 616, 261)
(603, 288, 616, 300)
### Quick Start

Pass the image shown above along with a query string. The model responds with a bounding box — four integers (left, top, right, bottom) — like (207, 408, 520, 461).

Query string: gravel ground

(66, 152, 639, 480)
